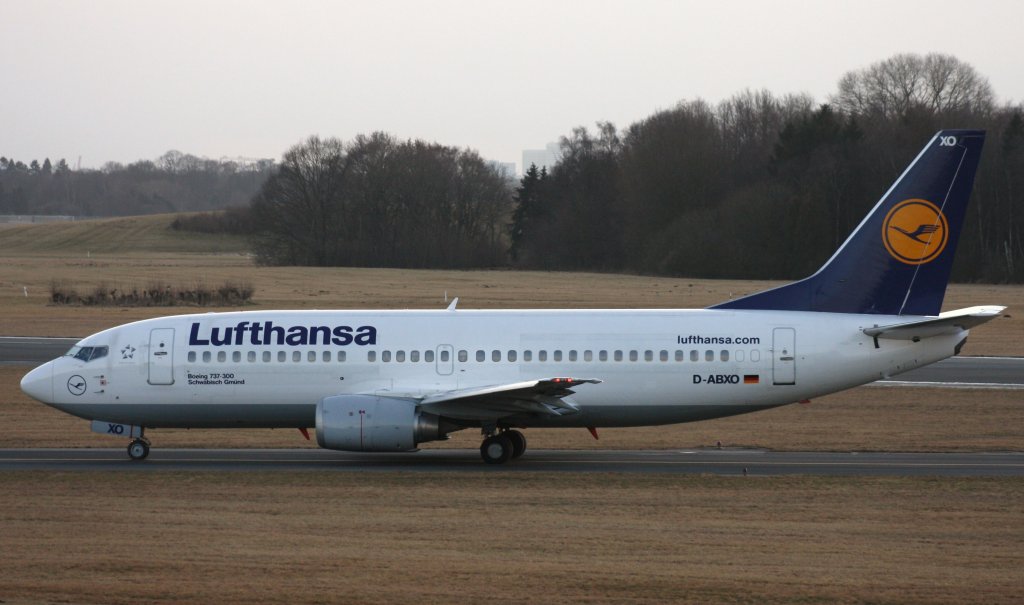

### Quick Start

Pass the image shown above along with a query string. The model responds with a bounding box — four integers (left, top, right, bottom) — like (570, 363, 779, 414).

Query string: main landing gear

(127, 437, 151, 460)
(480, 429, 527, 465)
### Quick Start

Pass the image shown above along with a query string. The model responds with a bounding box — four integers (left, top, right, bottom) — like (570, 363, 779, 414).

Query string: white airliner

(21, 130, 1003, 464)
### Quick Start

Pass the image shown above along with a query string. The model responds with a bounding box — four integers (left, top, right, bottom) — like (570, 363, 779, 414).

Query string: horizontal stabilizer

(863, 306, 1005, 341)
(419, 377, 601, 421)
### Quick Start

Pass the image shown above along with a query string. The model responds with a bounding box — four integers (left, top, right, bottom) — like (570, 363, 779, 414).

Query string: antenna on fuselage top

(446, 297, 459, 311)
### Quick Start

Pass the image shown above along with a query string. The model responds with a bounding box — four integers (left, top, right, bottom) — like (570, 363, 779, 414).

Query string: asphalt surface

(0, 447, 1021, 476)
(2, 336, 1020, 387)
(877, 356, 1024, 388)
(0, 336, 77, 364)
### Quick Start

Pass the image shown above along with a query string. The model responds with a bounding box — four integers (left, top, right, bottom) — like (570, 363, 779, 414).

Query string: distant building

(521, 142, 561, 174)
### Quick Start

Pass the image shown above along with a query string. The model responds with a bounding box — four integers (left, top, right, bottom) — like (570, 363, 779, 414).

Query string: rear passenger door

(772, 328, 795, 385)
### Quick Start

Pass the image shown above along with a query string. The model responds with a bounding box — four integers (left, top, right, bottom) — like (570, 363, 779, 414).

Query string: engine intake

(315, 394, 453, 452)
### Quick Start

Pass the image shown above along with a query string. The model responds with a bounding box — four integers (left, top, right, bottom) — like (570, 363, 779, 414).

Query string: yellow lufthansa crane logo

(882, 199, 948, 265)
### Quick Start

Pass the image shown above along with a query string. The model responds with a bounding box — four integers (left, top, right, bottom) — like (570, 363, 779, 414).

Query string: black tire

(505, 430, 527, 459)
(127, 439, 149, 460)
(480, 434, 513, 465)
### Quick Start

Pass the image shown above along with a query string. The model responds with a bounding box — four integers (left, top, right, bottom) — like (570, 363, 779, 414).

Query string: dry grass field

(0, 472, 1021, 605)
(0, 214, 1020, 354)
(2, 214, 1022, 605)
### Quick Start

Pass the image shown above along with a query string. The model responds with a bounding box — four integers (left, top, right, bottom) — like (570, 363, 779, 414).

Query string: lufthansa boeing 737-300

(20, 130, 1005, 463)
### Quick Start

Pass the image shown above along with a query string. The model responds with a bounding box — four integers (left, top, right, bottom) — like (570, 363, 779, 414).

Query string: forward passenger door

(148, 328, 175, 385)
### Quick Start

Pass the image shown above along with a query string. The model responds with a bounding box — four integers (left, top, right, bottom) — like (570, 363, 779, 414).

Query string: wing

(418, 377, 602, 421)
(863, 306, 1005, 341)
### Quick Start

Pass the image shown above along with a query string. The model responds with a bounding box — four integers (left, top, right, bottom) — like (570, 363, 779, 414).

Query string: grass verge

(0, 472, 1020, 605)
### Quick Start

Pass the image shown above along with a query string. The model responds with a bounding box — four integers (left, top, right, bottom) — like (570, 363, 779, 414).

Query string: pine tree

(508, 163, 547, 261)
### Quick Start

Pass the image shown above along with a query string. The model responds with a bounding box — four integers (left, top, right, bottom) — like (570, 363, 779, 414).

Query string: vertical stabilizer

(713, 130, 985, 316)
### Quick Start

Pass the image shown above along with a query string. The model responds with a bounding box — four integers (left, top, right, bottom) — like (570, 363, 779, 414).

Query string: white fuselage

(25, 308, 964, 430)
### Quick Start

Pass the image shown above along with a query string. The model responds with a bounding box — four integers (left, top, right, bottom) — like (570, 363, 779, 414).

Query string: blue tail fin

(713, 129, 985, 316)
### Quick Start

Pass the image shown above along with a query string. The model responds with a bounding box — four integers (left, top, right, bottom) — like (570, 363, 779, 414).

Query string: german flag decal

(743, 375, 760, 384)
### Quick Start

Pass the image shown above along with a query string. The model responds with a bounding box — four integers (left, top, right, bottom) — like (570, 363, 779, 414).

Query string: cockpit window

(66, 345, 109, 362)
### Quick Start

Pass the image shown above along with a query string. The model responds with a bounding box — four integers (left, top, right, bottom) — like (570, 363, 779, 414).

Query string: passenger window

(690, 350, 699, 362)
(248, 351, 257, 362)
(367, 351, 377, 362)
(705, 350, 714, 362)
(660, 350, 668, 362)
(721, 350, 729, 362)
(440, 350, 450, 362)
(293, 351, 301, 362)
(203, 351, 211, 362)
(411, 350, 420, 362)
(553, 350, 562, 362)
(568, 350, 577, 362)
(278, 351, 286, 362)
(425, 350, 435, 362)
(382, 351, 391, 362)
(323, 351, 331, 362)
(736, 350, 744, 362)
(188, 351, 196, 362)
(751, 350, 760, 362)
(263, 351, 271, 362)
(233, 351, 241, 362)
(644, 350, 653, 362)
(675, 350, 684, 362)
(457, 350, 467, 362)
(217, 351, 226, 363)
(492, 350, 501, 362)
(598, 350, 607, 361)
(476, 350, 485, 362)
(337, 351, 346, 362)
(538, 350, 547, 362)
(396, 351, 406, 362)
(584, 350, 593, 362)
(508, 350, 517, 362)
(614, 350, 623, 362)
(629, 350, 638, 362)
(523, 350, 532, 362)
(307, 351, 316, 362)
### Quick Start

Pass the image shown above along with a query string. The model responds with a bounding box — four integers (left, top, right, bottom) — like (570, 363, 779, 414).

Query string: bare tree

(250, 136, 347, 265)
(250, 133, 511, 268)
(833, 53, 994, 118)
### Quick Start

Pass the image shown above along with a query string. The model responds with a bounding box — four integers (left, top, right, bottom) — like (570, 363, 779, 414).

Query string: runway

(1, 448, 1021, 476)
(0, 336, 77, 364)
(1, 336, 1021, 386)
(876, 356, 1024, 389)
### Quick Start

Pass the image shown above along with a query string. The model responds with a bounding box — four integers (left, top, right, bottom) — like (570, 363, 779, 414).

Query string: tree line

(0, 151, 274, 217)
(249, 133, 510, 267)
(509, 53, 1023, 282)
(4, 52, 1022, 282)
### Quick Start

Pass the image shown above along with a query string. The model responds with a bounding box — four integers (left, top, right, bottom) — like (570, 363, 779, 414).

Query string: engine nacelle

(315, 394, 451, 452)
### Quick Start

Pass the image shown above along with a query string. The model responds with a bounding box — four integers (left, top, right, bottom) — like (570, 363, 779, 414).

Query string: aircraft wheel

(127, 439, 150, 461)
(505, 430, 527, 459)
(480, 434, 513, 465)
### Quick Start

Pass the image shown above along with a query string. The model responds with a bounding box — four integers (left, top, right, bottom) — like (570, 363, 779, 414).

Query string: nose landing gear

(127, 438, 151, 460)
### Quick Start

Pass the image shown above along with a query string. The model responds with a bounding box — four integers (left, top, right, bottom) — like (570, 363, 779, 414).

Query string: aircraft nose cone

(21, 362, 54, 403)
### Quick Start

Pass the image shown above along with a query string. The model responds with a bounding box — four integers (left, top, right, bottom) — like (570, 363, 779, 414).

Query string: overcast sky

(2, 0, 1022, 171)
